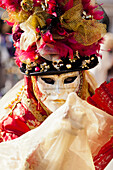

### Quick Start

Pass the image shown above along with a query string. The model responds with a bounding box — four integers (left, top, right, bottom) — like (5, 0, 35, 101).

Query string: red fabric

(0, 102, 32, 141)
(87, 79, 113, 169)
(1, 115, 30, 141)
(87, 79, 113, 116)
(94, 137, 113, 170)
(0, 76, 50, 142)
(2, 116, 30, 135)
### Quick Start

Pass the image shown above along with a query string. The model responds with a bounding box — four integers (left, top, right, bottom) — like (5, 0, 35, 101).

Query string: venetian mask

(37, 71, 81, 112)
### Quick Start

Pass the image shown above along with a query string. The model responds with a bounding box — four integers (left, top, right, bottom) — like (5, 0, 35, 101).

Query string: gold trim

(31, 76, 52, 116)
(21, 91, 48, 122)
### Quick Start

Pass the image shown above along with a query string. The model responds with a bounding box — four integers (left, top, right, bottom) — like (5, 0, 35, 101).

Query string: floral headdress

(0, 0, 106, 75)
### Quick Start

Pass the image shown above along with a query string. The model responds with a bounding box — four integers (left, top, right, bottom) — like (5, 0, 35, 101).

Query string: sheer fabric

(0, 93, 112, 170)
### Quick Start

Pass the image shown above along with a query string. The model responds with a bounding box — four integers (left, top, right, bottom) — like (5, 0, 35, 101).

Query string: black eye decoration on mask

(64, 76, 77, 84)
(41, 78, 55, 84)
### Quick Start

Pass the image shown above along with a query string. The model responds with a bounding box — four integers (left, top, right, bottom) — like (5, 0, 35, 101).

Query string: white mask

(37, 72, 81, 112)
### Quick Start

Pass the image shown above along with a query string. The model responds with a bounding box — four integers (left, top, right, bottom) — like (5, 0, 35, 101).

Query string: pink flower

(15, 49, 22, 67)
(15, 43, 37, 64)
(15, 57, 22, 67)
(82, 0, 104, 20)
(42, 31, 55, 43)
(55, 41, 73, 58)
(59, 35, 103, 58)
(93, 10, 104, 20)
(47, 0, 56, 15)
(0, 0, 21, 11)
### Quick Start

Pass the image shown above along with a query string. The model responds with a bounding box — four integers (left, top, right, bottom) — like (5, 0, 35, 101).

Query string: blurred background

(90, 0, 113, 86)
(0, 0, 113, 97)
(0, 8, 23, 98)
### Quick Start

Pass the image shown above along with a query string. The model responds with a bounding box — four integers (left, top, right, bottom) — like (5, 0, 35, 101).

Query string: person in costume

(0, 0, 112, 169)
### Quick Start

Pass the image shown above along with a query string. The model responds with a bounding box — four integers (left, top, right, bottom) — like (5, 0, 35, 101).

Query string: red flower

(42, 31, 55, 43)
(47, 0, 56, 15)
(82, 0, 104, 20)
(15, 52, 22, 67)
(0, 0, 21, 11)
(15, 43, 37, 65)
(62, 35, 103, 57)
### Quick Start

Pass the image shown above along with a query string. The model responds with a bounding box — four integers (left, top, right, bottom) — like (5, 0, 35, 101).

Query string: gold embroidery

(21, 92, 48, 122)
(78, 71, 92, 100)
(5, 85, 24, 115)
(26, 119, 40, 130)
(31, 76, 52, 116)
(110, 125, 113, 138)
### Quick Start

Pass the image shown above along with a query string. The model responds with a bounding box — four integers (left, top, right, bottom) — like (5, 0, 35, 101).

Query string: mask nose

(54, 80, 64, 95)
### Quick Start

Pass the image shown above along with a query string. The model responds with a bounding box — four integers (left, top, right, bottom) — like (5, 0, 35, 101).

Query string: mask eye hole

(64, 76, 77, 84)
(41, 78, 55, 84)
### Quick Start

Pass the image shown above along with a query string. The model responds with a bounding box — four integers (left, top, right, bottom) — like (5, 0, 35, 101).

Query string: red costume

(0, 0, 112, 169)
(0, 76, 51, 142)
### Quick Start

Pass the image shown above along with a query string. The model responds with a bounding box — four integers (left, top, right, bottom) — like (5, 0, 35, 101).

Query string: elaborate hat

(0, 0, 106, 75)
